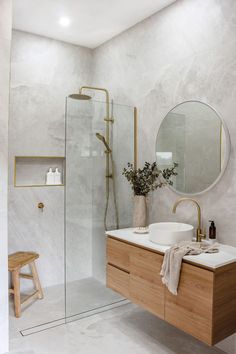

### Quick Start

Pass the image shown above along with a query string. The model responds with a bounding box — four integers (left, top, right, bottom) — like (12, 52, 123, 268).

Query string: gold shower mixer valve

(38, 202, 45, 211)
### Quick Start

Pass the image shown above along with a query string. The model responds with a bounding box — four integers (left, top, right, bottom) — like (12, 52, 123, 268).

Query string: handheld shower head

(96, 132, 105, 142)
(96, 133, 111, 153)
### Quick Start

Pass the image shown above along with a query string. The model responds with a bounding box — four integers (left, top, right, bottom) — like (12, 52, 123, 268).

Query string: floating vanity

(106, 228, 236, 346)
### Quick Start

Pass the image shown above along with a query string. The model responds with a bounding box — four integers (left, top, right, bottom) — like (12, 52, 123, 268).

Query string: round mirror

(156, 101, 230, 195)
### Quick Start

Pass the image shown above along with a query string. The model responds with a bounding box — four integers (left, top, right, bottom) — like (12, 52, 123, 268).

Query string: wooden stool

(8, 252, 44, 318)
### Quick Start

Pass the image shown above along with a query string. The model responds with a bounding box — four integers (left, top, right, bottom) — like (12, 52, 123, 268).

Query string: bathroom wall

(0, 1, 11, 352)
(93, 0, 236, 351)
(9, 30, 93, 289)
(93, 0, 236, 246)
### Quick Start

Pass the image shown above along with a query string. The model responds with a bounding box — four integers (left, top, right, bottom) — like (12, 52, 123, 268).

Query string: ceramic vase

(133, 195, 147, 228)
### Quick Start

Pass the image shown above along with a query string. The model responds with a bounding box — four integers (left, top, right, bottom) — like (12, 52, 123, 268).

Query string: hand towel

(160, 241, 219, 295)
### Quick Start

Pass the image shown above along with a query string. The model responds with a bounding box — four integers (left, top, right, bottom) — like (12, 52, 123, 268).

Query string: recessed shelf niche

(14, 156, 65, 187)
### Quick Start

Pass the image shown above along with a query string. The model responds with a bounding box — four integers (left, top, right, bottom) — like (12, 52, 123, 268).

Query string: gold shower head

(68, 93, 92, 100)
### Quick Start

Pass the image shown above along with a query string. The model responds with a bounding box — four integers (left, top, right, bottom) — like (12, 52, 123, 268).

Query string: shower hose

(104, 151, 119, 231)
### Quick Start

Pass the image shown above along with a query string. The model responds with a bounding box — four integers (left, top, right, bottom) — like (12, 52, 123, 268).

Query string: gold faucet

(172, 198, 206, 242)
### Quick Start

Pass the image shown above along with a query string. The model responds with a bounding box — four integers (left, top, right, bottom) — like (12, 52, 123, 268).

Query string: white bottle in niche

(54, 168, 62, 185)
(46, 168, 54, 185)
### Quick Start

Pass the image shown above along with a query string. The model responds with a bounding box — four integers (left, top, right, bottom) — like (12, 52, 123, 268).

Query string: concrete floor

(9, 303, 226, 354)
(10, 277, 123, 340)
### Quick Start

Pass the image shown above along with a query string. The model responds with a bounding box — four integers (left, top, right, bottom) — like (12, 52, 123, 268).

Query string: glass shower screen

(65, 97, 136, 322)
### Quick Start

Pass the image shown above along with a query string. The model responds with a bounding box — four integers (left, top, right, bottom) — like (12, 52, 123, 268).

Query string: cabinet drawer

(165, 262, 214, 345)
(130, 246, 163, 285)
(130, 275, 164, 319)
(130, 247, 164, 319)
(107, 237, 130, 271)
(107, 264, 129, 298)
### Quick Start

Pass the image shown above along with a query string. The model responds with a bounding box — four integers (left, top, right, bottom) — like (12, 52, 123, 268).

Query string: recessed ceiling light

(59, 17, 71, 27)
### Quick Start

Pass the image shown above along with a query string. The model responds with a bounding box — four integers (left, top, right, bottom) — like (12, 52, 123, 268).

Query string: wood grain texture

(212, 262, 236, 344)
(165, 262, 214, 345)
(130, 275, 164, 319)
(9, 253, 43, 317)
(129, 246, 164, 318)
(30, 262, 44, 299)
(21, 290, 39, 305)
(130, 246, 163, 284)
(106, 235, 215, 271)
(12, 270, 21, 318)
(107, 237, 131, 271)
(106, 264, 129, 298)
(8, 252, 39, 271)
(106, 236, 236, 346)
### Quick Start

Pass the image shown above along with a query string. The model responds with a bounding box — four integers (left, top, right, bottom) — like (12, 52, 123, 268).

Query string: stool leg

(12, 270, 21, 318)
(30, 261, 43, 299)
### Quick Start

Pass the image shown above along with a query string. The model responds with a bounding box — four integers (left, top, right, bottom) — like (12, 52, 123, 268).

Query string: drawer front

(130, 275, 164, 319)
(213, 263, 236, 344)
(107, 237, 130, 271)
(130, 247, 164, 319)
(165, 262, 214, 345)
(107, 264, 129, 298)
(130, 246, 163, 285)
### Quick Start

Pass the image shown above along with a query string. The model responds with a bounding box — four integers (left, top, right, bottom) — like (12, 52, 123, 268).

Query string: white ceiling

(13, 0, 176, 49)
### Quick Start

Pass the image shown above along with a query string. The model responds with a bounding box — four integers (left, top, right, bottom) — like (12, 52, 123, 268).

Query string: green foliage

(122, 161, 178, 196)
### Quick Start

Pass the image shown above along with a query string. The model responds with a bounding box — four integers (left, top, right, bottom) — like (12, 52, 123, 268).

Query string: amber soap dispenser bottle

(209, 220, 216, 243)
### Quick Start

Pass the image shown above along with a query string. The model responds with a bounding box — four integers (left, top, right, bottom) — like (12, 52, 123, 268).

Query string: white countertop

(106, 228, 236, 269)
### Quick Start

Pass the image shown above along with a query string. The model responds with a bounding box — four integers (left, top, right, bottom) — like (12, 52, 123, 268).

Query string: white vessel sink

(149, 222, 194, 245)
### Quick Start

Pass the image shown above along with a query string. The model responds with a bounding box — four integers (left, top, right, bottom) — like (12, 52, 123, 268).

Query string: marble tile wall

(92, 0, 236, 351)
(93, 0, 236, 246)
(0, 1, 12, 352)
(9, 30, 93, 290)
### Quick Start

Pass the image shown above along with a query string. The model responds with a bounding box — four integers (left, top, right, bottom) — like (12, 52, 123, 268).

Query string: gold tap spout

(172, 198, 206, 242)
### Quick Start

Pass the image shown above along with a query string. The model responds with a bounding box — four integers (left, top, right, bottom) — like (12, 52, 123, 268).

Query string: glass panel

(65, 98, 135, 321)
(112, 102, 135, 228)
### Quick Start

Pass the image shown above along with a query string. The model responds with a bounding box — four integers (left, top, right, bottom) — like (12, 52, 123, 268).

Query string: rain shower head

(96, 133, 111, 153)
(68, 93, 92, 100)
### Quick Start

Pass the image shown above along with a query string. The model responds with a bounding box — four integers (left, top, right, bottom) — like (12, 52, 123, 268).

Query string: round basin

(149, 222, 194, 245)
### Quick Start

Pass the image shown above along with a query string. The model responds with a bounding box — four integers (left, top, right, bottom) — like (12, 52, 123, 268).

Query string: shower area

(9, 86, 136, 338)
(65, 87, 136, 321)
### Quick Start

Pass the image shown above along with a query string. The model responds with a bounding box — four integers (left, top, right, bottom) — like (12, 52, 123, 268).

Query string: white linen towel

(160, 241, 219, 295)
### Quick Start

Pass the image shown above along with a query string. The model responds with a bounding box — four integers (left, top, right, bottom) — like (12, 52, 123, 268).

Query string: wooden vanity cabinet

(106, 236, 236, 346)
(107, 237, 164, 318)
(164, 262, 214, 344)
(107, 264, 130, 298)
(107, 237, 130, 271)
(129, 246, 164, 319)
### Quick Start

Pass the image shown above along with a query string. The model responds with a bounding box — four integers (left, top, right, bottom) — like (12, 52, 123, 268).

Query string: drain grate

(20, 299, 129, 336)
